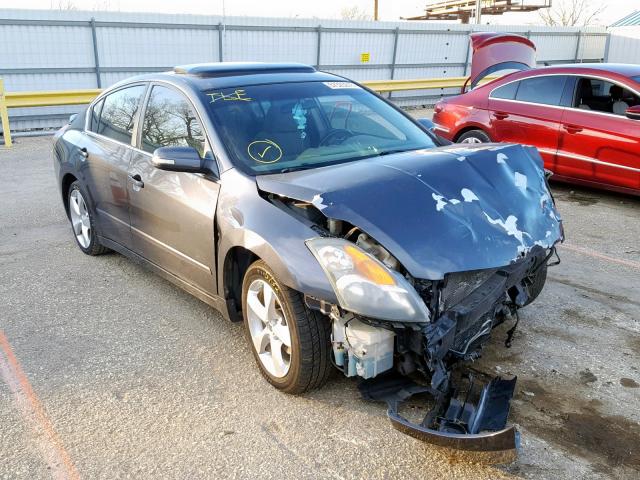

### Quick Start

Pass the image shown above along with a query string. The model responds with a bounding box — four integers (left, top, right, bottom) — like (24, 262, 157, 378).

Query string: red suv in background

(433, 33, 640, 195)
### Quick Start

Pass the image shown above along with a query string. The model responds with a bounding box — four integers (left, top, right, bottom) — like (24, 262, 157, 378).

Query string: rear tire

(457, 129, 491, 144)
(67, 181, 109, 256)
(242, 260, 332, 394)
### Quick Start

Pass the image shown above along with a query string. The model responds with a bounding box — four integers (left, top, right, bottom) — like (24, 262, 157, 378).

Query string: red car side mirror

(625, 105, 640, 120)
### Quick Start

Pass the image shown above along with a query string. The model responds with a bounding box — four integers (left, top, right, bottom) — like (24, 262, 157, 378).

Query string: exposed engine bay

(271, 192, 558, 452)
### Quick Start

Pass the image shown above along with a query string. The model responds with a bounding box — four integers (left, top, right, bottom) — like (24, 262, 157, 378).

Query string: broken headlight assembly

(305, 237, 430, 322)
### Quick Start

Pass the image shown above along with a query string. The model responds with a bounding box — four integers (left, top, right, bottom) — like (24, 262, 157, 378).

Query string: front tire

(67, 181, 108, 256)
(457, 129, 491, 144)
(242, 260, 331, 394)
(523, 263, 547, 306)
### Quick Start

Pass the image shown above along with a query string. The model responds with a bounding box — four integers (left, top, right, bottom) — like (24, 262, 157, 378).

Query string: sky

(6, 0, 637, 26)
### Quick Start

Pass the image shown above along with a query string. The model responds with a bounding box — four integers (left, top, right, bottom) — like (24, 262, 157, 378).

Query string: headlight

(306, 237, 430, 322)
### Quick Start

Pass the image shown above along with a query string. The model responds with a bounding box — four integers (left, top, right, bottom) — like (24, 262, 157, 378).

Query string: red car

(433, 33, 640, 195)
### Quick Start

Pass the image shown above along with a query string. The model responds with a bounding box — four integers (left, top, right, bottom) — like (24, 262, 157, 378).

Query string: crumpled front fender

(216, 169, 337, 305)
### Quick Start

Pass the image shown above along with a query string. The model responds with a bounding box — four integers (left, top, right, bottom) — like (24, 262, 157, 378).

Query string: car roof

(535, 63, 640, 79)
(118, 62, 344, 91)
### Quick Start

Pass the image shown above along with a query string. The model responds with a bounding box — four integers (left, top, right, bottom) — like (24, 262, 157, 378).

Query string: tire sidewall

(524, 263, 548, 306)
(457, 129, 491, 143)
(241, 261, 302, 390)
(68, 181, 99, 254)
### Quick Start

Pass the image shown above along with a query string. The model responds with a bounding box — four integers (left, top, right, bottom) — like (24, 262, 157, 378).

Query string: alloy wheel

(461, 136, 483, 144)
(246, 279, 292, 378)
(69, 189, 91, 248)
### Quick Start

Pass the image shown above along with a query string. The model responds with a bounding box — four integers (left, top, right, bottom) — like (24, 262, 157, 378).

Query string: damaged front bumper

(360, 372, 518, 453)
(305, 247, 558, 455)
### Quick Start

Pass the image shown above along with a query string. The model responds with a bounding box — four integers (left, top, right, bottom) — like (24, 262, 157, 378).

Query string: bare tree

(56, 0, 78, 10)
(92, 0, 114, 11)
(538, 0, 605, 26)
(340, 6, 372, 21)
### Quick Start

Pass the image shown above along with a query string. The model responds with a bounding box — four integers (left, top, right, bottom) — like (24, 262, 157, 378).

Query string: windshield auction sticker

(323, 82, 359, 89)
(247, 139, 283, 163)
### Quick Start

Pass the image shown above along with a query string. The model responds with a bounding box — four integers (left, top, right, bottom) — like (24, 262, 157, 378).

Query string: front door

(557, 76, 640, 190)
(83, 84, 147, 248)
(127, 84, 220, 295)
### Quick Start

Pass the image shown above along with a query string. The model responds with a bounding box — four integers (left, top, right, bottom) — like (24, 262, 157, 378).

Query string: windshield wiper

(278, 165, 318, 174)
(377, 147, 419, 157)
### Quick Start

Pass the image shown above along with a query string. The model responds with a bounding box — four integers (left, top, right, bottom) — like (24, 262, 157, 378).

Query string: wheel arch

(217, 228, 337, 322)
(453, 125, 492, 142)
(61, 173, 78, 219)
(221, 245, 260, 322)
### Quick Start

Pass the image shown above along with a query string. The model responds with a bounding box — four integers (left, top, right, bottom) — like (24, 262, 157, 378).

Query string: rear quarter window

(88, 98, 104, 133)
(490, 81, 519, 100)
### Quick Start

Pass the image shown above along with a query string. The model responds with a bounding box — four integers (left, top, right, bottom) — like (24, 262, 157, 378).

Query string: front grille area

(441, 268, 498, 311)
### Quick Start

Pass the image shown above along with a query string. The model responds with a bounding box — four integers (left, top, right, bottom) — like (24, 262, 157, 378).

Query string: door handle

(79, 147, 88, 159)
(563, 124, 583, 134)
(128, 174, 144, 189)
(492, 112, 509, 120)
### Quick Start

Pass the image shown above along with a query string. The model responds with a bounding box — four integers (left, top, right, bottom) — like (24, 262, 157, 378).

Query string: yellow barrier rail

(0, 79, 12, 148)
(363, 76, 470, 93)
(4, 88, 103, 108)
(1, 76, 492, 148)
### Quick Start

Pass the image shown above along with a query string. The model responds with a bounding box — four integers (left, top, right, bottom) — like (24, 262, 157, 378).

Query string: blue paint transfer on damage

(256, 143, 563, 280)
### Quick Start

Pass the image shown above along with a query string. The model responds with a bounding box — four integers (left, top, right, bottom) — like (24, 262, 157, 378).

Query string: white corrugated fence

(0, 8, 609, 131)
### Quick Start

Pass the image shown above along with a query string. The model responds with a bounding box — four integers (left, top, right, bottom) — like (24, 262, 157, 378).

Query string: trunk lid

(468, 32, 536, 89)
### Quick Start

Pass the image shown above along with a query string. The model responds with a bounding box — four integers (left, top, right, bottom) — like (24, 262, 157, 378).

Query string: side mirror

(417, 118, 436, 132)
(625, 105, 640, 120)
(152, 146, 204, 173)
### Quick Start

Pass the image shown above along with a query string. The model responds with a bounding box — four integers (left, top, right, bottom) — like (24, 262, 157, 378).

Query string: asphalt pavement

(1, 135, 639, 479)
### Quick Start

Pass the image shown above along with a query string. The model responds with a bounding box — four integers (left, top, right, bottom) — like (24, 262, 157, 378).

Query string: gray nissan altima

(53, 62, 563, 451)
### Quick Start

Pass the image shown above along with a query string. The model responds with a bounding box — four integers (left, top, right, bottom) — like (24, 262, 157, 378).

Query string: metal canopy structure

(611, 10, 640, 27)
(405, 0, 552, 24)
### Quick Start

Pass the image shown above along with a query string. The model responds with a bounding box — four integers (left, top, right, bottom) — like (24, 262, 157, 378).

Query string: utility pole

(475, 0, 482, 24)
(374, 0, 379, 21)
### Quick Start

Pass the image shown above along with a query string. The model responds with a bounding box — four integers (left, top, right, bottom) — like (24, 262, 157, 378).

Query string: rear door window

(490, 81, 519, 100)
(515, 76, 567, 106)
(140, 85, 206, 156)
(97, 85, 146, 144)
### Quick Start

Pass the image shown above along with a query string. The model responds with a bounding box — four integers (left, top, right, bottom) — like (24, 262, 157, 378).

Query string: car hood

(256, 144, 563, 280)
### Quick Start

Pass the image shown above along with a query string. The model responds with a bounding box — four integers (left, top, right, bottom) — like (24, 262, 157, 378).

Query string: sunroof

(173, 62, 316, 77)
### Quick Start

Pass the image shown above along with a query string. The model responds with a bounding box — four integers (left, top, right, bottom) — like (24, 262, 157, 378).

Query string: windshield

(202, 81, 436, 174)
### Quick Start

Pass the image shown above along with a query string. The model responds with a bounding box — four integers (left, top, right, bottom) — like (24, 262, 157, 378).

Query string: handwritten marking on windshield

(248, 139, 283, 164)
(258, 145, 272, 158)
(207, 89, 253, 103)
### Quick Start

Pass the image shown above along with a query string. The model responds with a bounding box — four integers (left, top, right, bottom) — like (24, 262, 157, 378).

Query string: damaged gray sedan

(53, 63, 563, 453)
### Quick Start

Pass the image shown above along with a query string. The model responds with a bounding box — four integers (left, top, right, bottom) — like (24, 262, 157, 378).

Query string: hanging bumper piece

(359, 371, 519, 453)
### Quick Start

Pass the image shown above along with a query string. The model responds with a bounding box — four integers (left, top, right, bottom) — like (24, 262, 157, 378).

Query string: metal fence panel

(606, 27, 640, 63)
(0, 8, 609, 132)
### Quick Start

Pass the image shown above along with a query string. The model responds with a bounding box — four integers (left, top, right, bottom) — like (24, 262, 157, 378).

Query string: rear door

(557, 76, 640, 189)
(84, 84, 147, 248)
(487, 75, 572, 171)
(127, 83, 220, 295)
